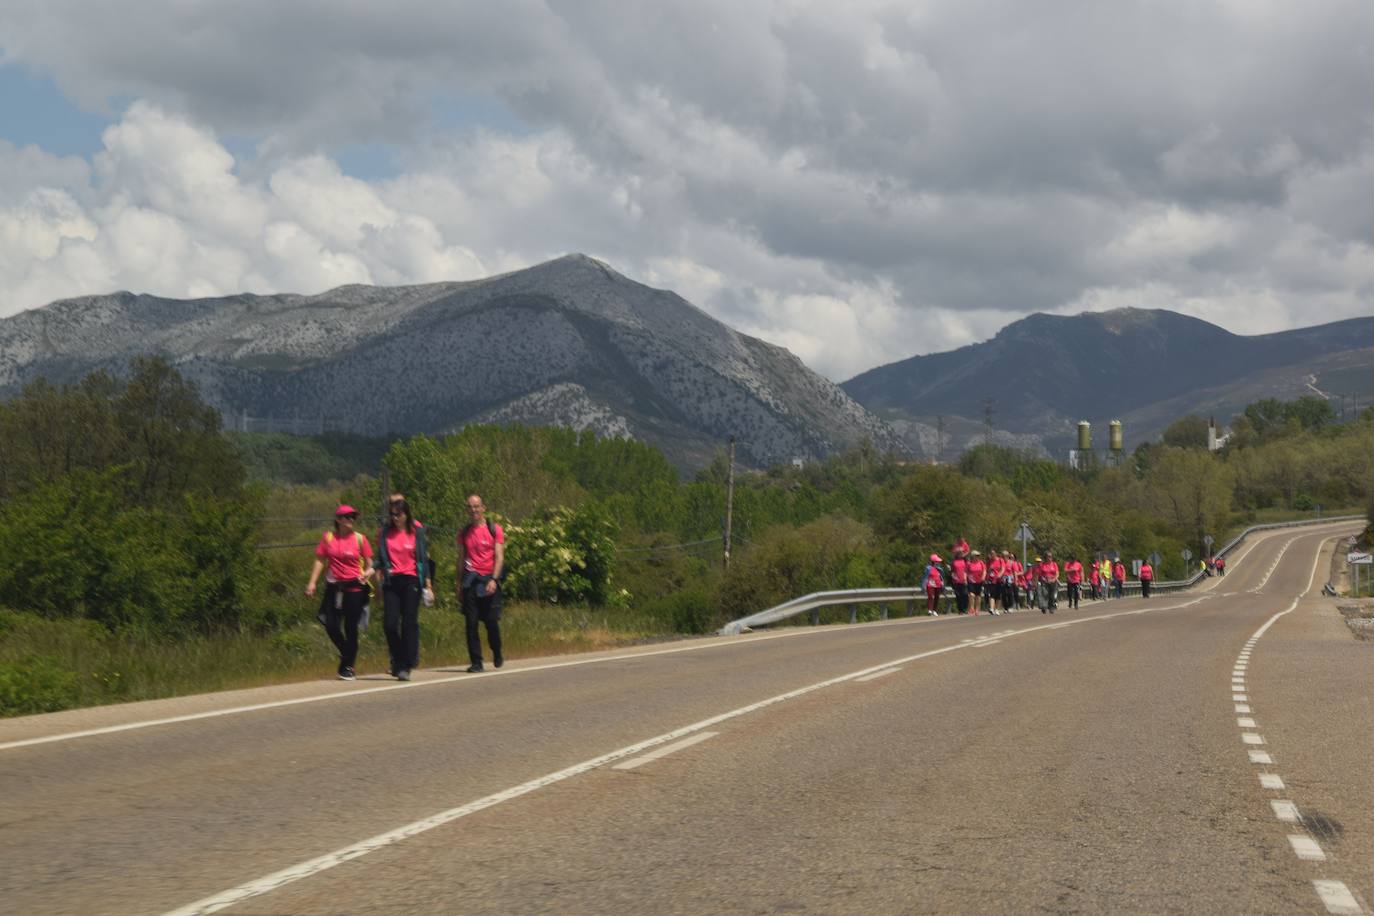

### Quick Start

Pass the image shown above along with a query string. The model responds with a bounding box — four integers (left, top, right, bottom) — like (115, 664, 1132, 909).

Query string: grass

(0, 599, 688, 718)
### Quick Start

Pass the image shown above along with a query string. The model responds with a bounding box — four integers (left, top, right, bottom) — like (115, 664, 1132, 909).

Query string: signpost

(1148, 551, 1162, 568)
(1013, 522, 1035, 573)
(1350, 552, 1372, 596)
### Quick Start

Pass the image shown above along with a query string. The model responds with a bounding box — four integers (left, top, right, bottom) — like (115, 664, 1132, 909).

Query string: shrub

(0, 656, 80, 715)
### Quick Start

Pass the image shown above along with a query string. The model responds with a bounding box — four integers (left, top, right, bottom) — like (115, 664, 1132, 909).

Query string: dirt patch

(1337, 603, 1374, 640)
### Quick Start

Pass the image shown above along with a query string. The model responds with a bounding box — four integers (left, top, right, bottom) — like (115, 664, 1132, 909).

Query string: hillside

(843, 308, 1374, 452)
(0, 255, 903, 470)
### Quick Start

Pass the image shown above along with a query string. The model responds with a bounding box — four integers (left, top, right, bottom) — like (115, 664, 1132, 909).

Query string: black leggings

(323, 587, 366, 668)
(383, 575, 421, 671)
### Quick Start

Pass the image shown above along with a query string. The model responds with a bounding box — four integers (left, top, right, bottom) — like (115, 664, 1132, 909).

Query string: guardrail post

(906, 599, 915, 617)
(848, 603, 858, 624)
(810, 608, 820, 626)
(880, 603, 889, 620)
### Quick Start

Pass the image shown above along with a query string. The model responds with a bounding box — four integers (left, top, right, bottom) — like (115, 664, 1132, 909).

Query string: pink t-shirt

(967, 559, 986, 583)
(1040, 560, 1060, 581)
(316, 531, 372, 586)
(951, 557, 968, 584)
(385, 528, 418, 577)
(1065, 561, 1083, 584)
(460, 521, 505, 575)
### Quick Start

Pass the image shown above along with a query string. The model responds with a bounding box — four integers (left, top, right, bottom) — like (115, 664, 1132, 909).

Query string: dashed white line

(1235, 704, 1251, 714)
(1242, 733, 1265, 745)
(1249, 751, 1274, 764)
(1289, 835, 1327, 861)
(974, 639, 1004, 648)
(1233, 693, 1248, 702)
(1271, 800, 1300, 822)
(855, 667, 902, 682)
(1313, 880, 1363, 915)
(612, 731, 719, 770)
(1260, 774, 1285, 790)
(1238, 717, 1257, 728)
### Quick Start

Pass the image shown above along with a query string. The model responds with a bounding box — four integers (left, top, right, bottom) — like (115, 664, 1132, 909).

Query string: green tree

(1161, 414, 1210, 449)
(1140, 447, 1233, 554)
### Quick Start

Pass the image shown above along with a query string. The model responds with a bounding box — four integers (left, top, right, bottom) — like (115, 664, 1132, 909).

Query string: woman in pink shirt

(1064, 554, 1083, 609)
(967, 550, 988, 616)
(377, 498, 433, 681)
(306, 505, 375, 681)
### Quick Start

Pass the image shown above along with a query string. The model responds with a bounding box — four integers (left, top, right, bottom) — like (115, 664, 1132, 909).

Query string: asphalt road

(0, 521, 1368, 915)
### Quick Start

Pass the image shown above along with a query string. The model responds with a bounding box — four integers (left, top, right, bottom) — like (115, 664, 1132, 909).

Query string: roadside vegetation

(0, 360, 1368, 716)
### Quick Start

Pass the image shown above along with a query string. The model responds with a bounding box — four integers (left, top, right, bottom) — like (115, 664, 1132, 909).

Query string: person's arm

(486, 538, 505, 596)
(306, 558, 325, 597)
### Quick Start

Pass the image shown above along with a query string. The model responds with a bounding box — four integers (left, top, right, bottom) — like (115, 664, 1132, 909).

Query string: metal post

(848, 604, 857, 624)
(810, 608, 820, 626)
(906, 599, 915, 617)
(723, 436, 735, 571)
(880, 603, 889, 620)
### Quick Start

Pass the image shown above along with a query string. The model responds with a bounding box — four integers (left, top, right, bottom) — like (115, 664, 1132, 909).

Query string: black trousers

(462, 573, 503, 666)
(1141, 579, 1152, 598)
(1067, 582, 1081, 608)
(383, 575, 421, 672)
(952, 582, 969, 613)
(323, 587, 366, 669)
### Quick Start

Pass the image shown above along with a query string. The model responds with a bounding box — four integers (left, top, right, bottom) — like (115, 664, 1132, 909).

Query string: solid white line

(1260, 774, 1285, 790)
(855, 667, 902, 682)
(612, 731, 718, 770)
(1271, 800, 1300, 822)
(1238, 717, 1257, 728)
(1235, 705, 1251, 714)
(1289, 835, 1327, 861)
(1250, 751, 1274, 764)
(974, 639, 1004, 648)
(1243, 733, 1265, 745)
(1313, 880, 1363, 915)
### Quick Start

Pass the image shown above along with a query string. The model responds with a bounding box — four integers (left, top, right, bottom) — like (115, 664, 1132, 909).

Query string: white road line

(1238, 717, 1257, 728)
(1250, 751, 1274, 764)
(612, 732, 719, 770)
(1313, 880, 1363, 915)
(1289, 835, 1327, 861)
(1233, 694, 1248, 702)
(1242, 733, 1265, 745)
(854, 667, 902, 682)
(1235, 705, 1251, 714)
(1260, 774, 1285, 790)
(974, 639, 1004, 648)
(1271, 800, 1300, 822)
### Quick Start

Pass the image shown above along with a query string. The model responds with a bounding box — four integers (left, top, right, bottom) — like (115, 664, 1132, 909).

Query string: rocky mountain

(843, 308, 1374, 454)
(0, 255, 904, 470)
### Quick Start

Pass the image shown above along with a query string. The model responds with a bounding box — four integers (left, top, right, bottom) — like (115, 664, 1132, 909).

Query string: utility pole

(982, 397, 996, 446)
(723, 436, 736, 571)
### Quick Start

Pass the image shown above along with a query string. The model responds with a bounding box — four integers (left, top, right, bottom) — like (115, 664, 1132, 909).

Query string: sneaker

(338, 666, 357, 681)
(466, 663, 485, 673)
(397, 669, 411, 681)
(493, 654, 504, 669)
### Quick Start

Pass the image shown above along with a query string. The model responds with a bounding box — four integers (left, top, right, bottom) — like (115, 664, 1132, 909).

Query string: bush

(639, 584, 721, 634)
(0, 656, 80, 715)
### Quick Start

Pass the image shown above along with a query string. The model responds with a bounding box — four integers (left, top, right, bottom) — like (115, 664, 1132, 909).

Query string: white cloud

(1, 1, 1374, 380)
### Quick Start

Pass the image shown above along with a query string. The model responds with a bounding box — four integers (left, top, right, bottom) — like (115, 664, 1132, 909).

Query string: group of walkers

(304, 493, 506, 680)
(919, 536, 1177, 616)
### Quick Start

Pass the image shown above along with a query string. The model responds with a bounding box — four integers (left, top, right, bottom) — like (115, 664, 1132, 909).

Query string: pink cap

(335, 504, 358, 517)
(930, 553, 942, 562)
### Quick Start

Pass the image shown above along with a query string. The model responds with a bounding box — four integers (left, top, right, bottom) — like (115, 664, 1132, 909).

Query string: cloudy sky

(2, 1, 1373, 380)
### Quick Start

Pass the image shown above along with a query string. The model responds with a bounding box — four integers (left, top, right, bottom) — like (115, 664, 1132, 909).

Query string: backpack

(461, 520, 508, 582)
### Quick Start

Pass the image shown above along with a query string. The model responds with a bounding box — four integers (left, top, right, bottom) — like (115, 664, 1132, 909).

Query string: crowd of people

(918, 536, 1210, 616)
(305, 492, 505, 681)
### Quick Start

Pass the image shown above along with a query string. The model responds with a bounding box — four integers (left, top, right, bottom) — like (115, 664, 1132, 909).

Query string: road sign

(1013, 523, 1034, 542)
(1181, 548, 1193, 562)
(1149, 552, 1162, 568)
(1203, 534, 1214, 548)
(1349, 552, 1373, 565)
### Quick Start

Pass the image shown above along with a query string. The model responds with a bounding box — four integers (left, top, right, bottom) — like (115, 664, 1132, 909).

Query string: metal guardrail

(718, 515, 1365, 635)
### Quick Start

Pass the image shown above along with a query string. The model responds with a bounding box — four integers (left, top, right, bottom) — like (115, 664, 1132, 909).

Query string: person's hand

(305, 582, 317, 598)
(484, 579, 497, 596)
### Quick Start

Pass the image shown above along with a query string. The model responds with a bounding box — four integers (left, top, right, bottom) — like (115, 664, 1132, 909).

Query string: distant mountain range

(4, 256, 1371, 468)
(842, 308, 1374, 454)
(0, 255, 902, 469)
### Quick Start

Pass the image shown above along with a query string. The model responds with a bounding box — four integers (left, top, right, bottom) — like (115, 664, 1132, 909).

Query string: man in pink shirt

(1038, 551, 1061, 613)
(457, 493, 506, 672)
(1063, 554, 1084, 609)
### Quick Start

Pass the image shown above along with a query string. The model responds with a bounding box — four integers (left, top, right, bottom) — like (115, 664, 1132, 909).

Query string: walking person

(1064, 554, 1083, 609)
(951, 548, 971, 615)
(458, 493, 506, 673)
(1112, 558, 1127, 599)
(1099, 557, 1113, 598)
(987, 550, 1005, 614)
(1139, 558, 1154, 598)
(306, 505, 375, 681)
(1038, 551, 1061, 613)
(968, 550, 987, 616)
(1089, 561, 1102, 601)
(921, 554, 945, 616)
(1216, 554, 1226, 577)
(377, 498, 433, 681)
